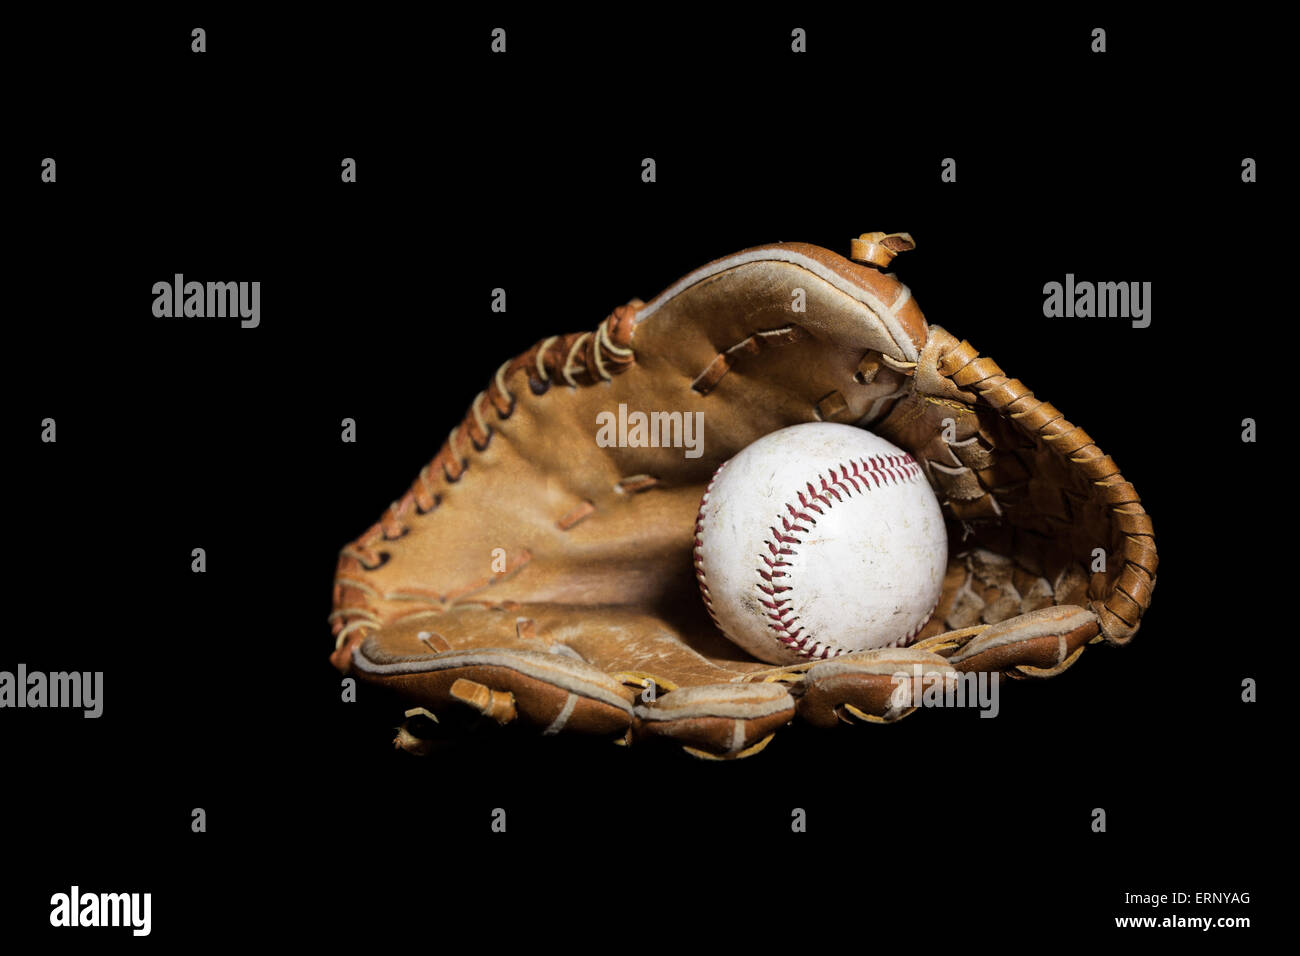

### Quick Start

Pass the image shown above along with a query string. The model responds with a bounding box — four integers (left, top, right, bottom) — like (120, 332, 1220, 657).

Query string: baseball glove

(329, 233, 1156, 759)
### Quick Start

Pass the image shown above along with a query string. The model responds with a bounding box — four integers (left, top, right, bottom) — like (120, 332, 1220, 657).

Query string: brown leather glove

(328, 233, 1156, 759)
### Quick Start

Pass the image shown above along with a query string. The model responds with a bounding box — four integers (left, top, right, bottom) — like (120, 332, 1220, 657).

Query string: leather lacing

(936, 337, 1157, 644)
(329, 304, 638, 663)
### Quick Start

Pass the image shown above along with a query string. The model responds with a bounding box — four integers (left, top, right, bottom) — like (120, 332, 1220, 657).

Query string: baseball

(694, 422, 947, 665)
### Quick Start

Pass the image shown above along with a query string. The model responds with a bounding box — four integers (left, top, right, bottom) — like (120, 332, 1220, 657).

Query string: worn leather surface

(329, 236, 1157, 758)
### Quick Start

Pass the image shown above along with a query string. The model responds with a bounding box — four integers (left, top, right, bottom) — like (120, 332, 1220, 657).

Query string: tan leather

(329, 236, 1157, 758)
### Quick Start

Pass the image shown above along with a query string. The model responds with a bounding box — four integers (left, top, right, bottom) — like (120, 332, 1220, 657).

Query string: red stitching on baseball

(694, 461, 728, 630)
(757, 454, 925, 660)
(696, 451, 933, 661)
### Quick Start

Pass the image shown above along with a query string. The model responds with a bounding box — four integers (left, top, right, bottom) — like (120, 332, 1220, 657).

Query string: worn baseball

(694, 422, 947, 665)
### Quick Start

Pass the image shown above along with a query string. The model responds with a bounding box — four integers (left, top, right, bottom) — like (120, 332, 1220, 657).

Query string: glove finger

(633, 683, 795, 759)
(798, 647, 959, 727)
(944, 605, 1099, 677)
(350, 616, 635, 738)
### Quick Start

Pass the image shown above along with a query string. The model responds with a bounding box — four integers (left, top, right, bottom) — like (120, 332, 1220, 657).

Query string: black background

(5, 9, 1279, 944)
